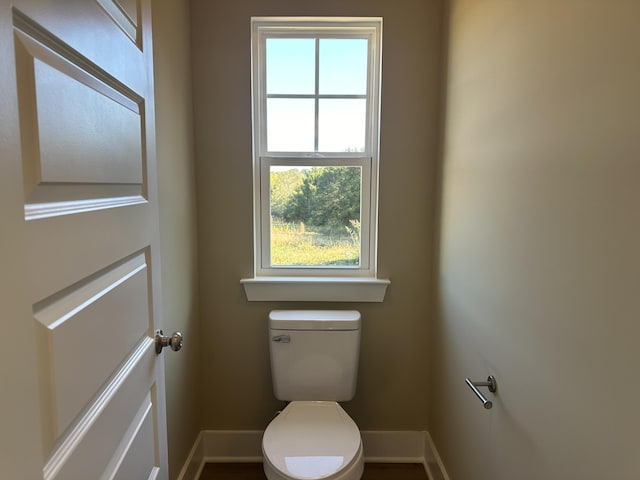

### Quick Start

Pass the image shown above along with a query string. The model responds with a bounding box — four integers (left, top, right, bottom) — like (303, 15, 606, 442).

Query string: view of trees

(270, 166, 361, 228)
(270, 166, 361, 266)
(270, 168, 305, 218)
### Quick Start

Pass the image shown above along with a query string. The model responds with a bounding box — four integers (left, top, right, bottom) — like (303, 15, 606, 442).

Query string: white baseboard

(423, 431, 450, 480)
(361, 431, 426, 463)
(176, 431, 205, 480)
(177, 430, 448, 480)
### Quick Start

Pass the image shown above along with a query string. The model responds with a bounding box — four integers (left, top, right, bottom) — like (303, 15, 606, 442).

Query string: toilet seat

(262, 401, 364, 480)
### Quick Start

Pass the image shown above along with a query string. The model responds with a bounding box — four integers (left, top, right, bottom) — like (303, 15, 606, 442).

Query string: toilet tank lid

(269, 310, 361, 331)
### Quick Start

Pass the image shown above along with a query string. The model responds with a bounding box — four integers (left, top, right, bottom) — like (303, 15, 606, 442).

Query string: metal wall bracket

(465, 375, 497, 409)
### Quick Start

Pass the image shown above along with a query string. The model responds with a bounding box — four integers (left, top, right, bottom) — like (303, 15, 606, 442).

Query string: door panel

(12, 3, 146, 92)
(33, 252, 151, 437)
(1, 0, 168, 478)
(96, 0, 141, 46)
(107, 397, 157, 480)
(43, 344, 158, 480)
(14, 15, 146, 217)
(31, 58, 143, 184)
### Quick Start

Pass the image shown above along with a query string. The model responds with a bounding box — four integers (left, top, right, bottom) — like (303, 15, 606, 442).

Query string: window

(242, 17, 389, 302)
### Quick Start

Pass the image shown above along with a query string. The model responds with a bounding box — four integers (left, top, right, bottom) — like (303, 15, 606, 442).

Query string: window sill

(240, 276, 390, 302)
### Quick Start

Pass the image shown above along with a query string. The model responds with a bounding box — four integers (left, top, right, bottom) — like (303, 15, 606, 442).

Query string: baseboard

(360, 431, 425, 463)
(423, 431, 450, 480)
(177, 430, 449, 480)
(176, 431, 205, 480)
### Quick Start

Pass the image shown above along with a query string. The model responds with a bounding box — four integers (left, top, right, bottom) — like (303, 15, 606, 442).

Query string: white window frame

(242, 17, 389, 301)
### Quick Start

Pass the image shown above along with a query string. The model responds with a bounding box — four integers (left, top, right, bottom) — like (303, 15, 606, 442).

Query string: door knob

(155, 330, 183, 354)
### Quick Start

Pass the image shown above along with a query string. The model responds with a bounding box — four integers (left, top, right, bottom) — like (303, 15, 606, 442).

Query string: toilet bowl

(262, 401, 364, 480)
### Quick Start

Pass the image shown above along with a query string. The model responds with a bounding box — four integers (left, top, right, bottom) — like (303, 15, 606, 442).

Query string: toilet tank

(269, 310, 361, 402)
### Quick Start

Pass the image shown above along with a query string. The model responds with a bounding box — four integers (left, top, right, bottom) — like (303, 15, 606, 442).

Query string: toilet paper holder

(465, 375, 497, 410)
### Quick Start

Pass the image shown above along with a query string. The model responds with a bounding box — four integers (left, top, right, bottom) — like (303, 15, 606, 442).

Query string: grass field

(271, 222, 359, 266)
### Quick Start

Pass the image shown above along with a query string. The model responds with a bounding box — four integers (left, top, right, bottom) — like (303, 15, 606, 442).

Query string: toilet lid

(263, 401, 361, 480)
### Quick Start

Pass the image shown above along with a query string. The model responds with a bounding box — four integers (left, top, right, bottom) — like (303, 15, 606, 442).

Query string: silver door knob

(155, 330, 183, 354)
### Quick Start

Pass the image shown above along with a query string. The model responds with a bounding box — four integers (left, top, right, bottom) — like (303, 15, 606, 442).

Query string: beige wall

(152, 1, 201, 478)
(432, 1, 640, 478)
(190, 0, 443, 430)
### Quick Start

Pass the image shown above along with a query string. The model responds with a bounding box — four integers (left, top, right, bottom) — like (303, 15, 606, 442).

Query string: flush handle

(272, 335, 290, 343)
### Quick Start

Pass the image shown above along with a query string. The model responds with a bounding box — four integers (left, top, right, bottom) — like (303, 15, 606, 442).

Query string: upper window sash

(252, 19, 382, 158)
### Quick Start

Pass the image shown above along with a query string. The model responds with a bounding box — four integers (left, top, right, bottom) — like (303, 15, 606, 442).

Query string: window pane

(318, 99, 366, 152)
(267, 99, 315, 152)
(319, 39, 368, 95)
(270, 166, 361, 267)
(266, 38, 315, 95)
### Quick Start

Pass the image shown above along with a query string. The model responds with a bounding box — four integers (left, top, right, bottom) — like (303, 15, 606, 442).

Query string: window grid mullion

(266, 94, 367, 100)
(314, 37, 320, 152)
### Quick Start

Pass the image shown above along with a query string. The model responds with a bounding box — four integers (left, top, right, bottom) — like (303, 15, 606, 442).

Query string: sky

(265, 38, 369, 153)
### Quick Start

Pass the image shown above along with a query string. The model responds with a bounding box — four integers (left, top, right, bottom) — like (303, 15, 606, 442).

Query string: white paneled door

(0, 1, 170, 479)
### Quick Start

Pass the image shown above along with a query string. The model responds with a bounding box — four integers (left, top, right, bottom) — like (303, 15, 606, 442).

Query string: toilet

(262, 310, 365, 480)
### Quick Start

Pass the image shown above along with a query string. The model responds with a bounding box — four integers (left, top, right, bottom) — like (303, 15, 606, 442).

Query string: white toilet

(262, 310, 364, 480)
